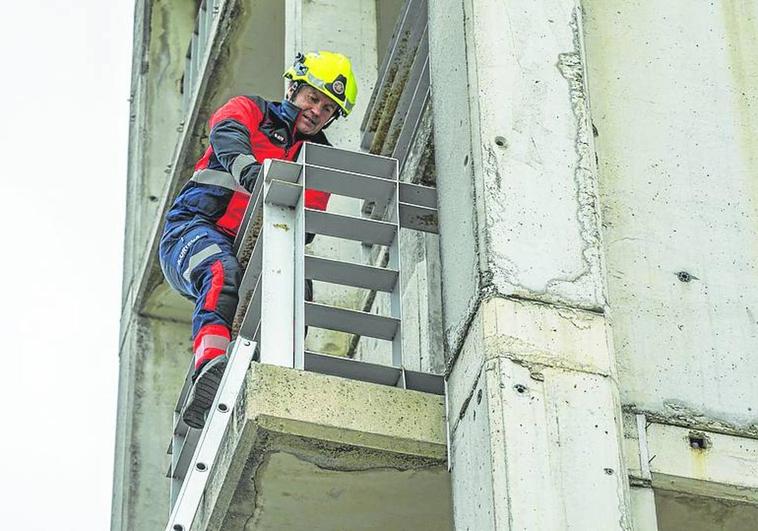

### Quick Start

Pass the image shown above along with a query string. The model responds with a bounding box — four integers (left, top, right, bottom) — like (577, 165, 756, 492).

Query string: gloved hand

(239, 163, 262, 194)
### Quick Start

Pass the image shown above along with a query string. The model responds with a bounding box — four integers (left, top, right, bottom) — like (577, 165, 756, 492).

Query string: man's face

(290, 85, 339, 135)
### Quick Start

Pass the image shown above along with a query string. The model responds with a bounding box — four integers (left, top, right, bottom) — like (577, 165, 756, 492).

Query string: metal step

(304, 350, 444, 395)
(305, 301, 400, 341)
(305, 208, 397, 246)
(305, 255, 398, 292)
(264, 158, 303, 184)
(169, 429, 200, 482)
(300, 142, 397, 180)
(304, 164, 396, 203)
(265, 179, 302, 207)
(398, 181, 437, 209)
(399, 202, 438, 233)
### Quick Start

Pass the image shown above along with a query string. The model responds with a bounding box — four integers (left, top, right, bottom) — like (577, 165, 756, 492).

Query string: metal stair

(165, 143, 441, 530)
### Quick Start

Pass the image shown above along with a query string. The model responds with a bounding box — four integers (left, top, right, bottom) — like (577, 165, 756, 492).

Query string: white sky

(0, 2, 132, 529)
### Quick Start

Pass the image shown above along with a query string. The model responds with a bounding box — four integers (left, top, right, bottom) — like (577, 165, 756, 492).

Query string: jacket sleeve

(208, 96, 264, 193)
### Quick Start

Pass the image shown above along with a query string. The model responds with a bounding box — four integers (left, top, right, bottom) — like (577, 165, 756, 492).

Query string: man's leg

(160, 222, 242, 428)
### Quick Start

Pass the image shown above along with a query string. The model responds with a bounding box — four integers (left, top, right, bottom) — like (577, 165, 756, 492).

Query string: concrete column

(630, 487, 659, 531)
(285, 0, 380, 356)
(429, 1, 632, 529)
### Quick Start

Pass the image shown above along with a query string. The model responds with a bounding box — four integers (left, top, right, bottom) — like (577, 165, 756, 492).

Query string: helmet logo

(332, 80, 345, 96)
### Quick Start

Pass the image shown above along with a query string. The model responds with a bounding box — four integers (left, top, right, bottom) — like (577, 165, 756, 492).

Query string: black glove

(239, 163, 262, 194)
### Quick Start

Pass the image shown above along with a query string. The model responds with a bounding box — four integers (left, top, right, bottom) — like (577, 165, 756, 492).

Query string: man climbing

(159, 51, 358, 429)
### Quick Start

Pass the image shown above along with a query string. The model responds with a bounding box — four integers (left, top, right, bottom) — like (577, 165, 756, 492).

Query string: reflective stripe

(195, 333, 229, 356)
(190, 169, 248, 193)
(182, 243, 223, 282)
(230, 154, 257, 181)
(194, 333, 230, 365)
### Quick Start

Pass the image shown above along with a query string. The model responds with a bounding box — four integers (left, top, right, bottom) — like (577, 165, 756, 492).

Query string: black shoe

(182, 355, 228, 429)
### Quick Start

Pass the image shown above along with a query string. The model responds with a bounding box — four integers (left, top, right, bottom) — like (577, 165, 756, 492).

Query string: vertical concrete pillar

(285, 0, 380, 355)
(630, 487, 659, 531)
(429, 0, 633, 528)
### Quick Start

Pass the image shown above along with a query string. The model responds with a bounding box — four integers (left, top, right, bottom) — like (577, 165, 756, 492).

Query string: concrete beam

(626, 416, 758, 504)
(194, 362, 452, 530)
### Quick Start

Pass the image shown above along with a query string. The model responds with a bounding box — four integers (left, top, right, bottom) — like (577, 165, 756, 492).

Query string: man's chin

(297, 123, 321, 136)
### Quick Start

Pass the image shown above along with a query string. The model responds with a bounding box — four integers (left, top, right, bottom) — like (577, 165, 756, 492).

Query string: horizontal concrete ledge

(198, 362, 452, 531)
(625, 415, 758, 504)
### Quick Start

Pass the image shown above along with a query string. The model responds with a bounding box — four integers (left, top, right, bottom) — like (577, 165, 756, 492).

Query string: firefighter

(159, 51, 358, 429)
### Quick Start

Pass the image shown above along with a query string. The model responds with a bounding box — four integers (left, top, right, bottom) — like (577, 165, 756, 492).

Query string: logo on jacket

(272, 132, 285, 143)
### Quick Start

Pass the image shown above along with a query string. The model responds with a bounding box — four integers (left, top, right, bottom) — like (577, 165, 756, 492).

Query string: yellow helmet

(283, 51, 358, 117)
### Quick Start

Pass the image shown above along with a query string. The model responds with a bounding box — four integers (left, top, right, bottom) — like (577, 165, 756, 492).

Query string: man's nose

(313, 102, 330, 117)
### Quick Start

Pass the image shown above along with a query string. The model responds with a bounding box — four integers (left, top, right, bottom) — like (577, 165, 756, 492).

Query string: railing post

(259, 168, 299, 368)
(293, 186, 306, 370)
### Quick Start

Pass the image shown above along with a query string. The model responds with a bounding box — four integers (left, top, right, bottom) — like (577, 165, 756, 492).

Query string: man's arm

(208, 96, 264, 193)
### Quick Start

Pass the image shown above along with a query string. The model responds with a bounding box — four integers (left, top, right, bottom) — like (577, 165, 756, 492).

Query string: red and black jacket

(165, 95, 331, 237)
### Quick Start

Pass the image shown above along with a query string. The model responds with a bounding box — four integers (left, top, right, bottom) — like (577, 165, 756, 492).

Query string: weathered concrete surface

(583, 1, 758, 430)
(115, 3, 289, 529)
(111, 315, 189, 531)
(429, 0, 606, 357)
(655, 490, 758, 531)
(429, 0, 632, 528)
(630, 487, 659, 531)
(121, 0, 196, 307)
(447, 298, 629, 530)
(196, 362, 452, 530)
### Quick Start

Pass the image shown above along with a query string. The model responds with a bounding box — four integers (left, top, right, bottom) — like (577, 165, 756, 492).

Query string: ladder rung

(300, 142, 397, 180)
(265, 179, 302, 207)
(303, 351, 445, 395)
(304, 164, 396, 203)
(305, 301, 400, 341)
(263, 159, 303, 184)
(399, 202, 438, 233)
(305, 255, 398, 292)
(399, 181, 437, 209)
(304, 351, 401, 386)
(305, 208, 397, 246)
(170, 429, 200, 481)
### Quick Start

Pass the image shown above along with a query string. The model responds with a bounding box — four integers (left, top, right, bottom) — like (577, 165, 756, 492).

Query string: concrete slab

(195, 362, 452, 530)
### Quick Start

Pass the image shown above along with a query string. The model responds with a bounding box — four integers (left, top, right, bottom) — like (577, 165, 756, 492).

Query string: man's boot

(182, 354, 228, 429)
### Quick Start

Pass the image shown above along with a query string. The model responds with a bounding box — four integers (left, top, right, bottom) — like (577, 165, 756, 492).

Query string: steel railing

(165, 144, 442, 528)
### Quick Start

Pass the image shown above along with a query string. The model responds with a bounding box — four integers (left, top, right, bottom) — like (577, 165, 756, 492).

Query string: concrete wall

(583, 0, 758, 432)
(427, 0, 758, 529)
(122, 0, 196, 306)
